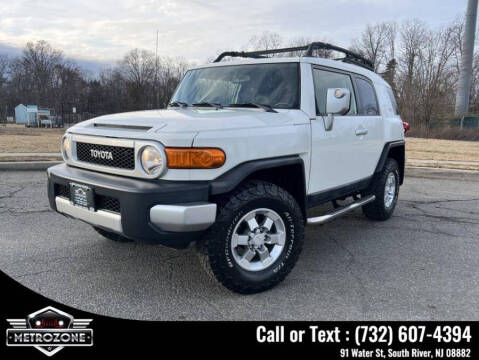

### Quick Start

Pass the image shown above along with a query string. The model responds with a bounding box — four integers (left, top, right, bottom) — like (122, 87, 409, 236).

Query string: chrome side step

(307, 195, 376, 225)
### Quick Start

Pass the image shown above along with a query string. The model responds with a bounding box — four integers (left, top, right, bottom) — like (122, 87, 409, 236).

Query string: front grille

(96, 195, 121, 213)
(76, 142, 135, 170)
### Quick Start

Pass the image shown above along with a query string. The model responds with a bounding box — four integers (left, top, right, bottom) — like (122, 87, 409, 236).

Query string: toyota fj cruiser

(47, 42, 405, 294)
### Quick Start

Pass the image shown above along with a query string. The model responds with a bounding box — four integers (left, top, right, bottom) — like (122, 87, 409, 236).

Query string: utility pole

(155, 30, 160, 109)
(455, 0, 478, 120)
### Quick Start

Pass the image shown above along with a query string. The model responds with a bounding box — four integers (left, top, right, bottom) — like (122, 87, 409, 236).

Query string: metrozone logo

(6, 306, 93, 356)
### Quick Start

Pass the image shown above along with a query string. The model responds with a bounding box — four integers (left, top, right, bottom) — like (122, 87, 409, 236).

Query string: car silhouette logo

(75, 188, 86, 197)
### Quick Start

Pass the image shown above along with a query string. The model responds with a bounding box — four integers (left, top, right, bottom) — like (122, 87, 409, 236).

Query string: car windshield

(171, 63, 300, 109)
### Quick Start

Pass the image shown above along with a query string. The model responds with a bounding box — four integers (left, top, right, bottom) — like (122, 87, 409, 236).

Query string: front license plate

(70, 182, 95, 211)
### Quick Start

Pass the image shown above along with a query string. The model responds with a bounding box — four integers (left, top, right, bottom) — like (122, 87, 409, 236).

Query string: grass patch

(0, 124, 64, 153)
(0, 125, 478, 170)
(406, 137, 479, 162)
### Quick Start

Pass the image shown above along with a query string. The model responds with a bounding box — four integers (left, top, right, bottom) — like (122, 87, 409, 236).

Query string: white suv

(47, 42, 405, 294)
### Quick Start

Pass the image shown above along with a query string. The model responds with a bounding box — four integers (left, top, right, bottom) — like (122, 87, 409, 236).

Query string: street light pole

(155, 30, 159, 109)
(455, 0, 479, 120)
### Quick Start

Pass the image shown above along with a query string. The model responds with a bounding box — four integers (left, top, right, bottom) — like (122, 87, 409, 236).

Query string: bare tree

(19, 41, 63, 104)
(51, 61, 85, 114)
(120, 49, 155, 88)
(351, 22, 397, 71)
(119, 49, 156, 110)
(97, 67, 128, 114)
(393, 19, 427, 127)
(7, 40, 67, 113)
(0, 54, 9, 122)
(246, 31, 283, 51)
(0, 54, 8, 84)
(393, 20, 458, 131)
(415, 26, 456, 127)
(156, 56, 188, 107)
(450, 17, 466, 75)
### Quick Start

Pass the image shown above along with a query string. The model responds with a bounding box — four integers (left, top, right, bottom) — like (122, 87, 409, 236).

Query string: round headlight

(140, 146, 164, 176)
(62, 136, 71, 160)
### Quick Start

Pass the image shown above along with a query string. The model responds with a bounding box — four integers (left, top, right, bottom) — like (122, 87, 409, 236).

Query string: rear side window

(386, 87, 399, 115)
(312, 68, 357, 115)
(355, 78, 379, 115)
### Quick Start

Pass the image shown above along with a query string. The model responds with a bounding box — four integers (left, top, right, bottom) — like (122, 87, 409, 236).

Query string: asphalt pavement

(0, 168, 478, 320)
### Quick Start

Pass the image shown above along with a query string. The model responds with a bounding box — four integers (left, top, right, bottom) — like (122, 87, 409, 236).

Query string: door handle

(355, 128, 368, 136)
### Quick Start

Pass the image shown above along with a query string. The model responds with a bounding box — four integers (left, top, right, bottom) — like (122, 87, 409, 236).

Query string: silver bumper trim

(55, 196, 122, 233)
(150, 203, 217, 232)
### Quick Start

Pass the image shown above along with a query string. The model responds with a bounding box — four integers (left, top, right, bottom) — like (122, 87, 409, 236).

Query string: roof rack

(214, 41, 374, 71)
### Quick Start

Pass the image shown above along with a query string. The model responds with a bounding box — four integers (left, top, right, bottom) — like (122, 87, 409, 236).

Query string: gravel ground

(0, 168, 478, 320)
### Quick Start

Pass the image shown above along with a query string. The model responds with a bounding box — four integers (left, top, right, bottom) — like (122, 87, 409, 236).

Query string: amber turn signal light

(165, 148, 226, 169)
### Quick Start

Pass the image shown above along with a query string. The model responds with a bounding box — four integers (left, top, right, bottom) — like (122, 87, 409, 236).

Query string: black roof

(214, 41, 374, 71)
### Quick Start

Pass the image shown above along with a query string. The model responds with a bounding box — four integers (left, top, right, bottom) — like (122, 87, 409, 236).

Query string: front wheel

(197, 180, 304, 294)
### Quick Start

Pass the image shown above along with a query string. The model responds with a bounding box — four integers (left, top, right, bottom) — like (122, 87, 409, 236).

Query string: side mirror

(323, 88, 351, 131)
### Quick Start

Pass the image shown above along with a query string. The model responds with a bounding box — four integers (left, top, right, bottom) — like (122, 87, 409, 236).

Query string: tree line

(350, 18, 473, 134)
(0, 17, 477, 137)
(0, 41, 189, 123)
(240, 19, 475, 135)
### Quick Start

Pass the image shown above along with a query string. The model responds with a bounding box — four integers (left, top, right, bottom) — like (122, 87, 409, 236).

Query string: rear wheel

(362, 158, 400, 221)
(93, 227, 133, 242)
(196, 180, 304, 294)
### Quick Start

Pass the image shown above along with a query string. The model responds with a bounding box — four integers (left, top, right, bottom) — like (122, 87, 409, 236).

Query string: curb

(406, 166, 479, 180)
(2, 161, 479, 179)
(0, 161, 62, 171)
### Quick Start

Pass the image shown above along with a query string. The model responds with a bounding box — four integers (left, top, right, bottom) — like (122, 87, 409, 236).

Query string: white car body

(65, 57, 403, 190)
(47, 52, 406, 293)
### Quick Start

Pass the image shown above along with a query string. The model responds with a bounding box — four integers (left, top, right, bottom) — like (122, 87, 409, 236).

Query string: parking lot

(0, 168, 478, 320)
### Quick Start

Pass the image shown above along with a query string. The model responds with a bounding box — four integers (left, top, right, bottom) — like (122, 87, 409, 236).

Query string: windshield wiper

(227, 103, 277, 113)
(168, 101, 188, 108)
(192, 102, 223, 109)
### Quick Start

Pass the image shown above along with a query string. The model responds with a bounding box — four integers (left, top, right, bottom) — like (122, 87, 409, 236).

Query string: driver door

(309, 67, 372, 194)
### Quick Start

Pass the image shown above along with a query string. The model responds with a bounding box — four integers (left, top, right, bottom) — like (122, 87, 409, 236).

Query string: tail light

(402, 121, 410, 134)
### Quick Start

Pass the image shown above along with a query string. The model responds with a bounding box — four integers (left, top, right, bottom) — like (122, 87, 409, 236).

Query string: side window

(386, 87, 399, 115)
(355, 78, 379, 115)
(312, 68, 357, 115)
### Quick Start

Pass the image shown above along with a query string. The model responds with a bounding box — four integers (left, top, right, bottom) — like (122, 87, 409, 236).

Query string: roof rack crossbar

(213, 41, 374, 71)
(214, 51, 267, 62)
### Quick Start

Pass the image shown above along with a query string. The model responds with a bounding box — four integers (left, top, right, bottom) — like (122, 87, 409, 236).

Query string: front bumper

(47, 163, 216, 248)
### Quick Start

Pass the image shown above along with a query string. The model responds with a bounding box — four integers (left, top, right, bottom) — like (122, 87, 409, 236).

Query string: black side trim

(209, 156, 305, 195)
(306, 176, 372, 209)
(375, 140, 405, 184)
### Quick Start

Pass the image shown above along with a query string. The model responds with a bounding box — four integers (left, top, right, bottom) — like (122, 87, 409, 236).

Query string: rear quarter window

(386, 87, 399, 115)
(355, 78, 379, 116)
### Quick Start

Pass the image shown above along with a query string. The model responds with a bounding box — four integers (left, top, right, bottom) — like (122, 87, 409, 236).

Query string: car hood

(68, 108, 294, 146)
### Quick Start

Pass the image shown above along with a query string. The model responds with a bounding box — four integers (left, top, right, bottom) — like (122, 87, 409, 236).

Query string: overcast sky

(0, 0, 469, 67)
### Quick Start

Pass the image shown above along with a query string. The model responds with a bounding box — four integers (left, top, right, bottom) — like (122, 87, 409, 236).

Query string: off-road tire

(93, 226, 133, 242)
(196, 180, 304, 294)
(362, 158, 400, 221)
